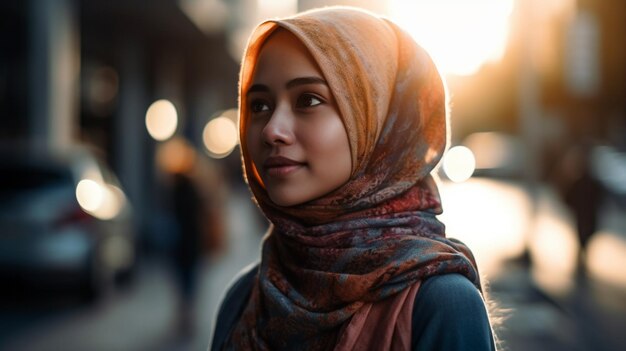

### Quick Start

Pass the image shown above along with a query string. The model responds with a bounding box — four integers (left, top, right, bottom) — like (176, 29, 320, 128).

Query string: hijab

(227, 6, 481, 350)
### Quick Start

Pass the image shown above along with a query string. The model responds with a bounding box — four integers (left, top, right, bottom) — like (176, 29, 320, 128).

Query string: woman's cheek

(246, 125, 263, 167)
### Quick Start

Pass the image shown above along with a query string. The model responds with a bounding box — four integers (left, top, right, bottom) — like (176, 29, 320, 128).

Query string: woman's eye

(296, 94, 323, 109)
(250, 100, 270, 113)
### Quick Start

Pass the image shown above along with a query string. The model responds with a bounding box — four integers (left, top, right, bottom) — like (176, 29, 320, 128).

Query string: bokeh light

(587, 232, 626, 289)
(76, 179, 125, 220)
(76, 179, 104, 212)
(145, 99, 178, 141)
(388, 0, 514, 75)
(88, 66, 119, 105)
(156, 137, 197, 174)
(443, 146, 476, 182)
(101, 234, 134, 271)
(203, 116, 238, 158)
(90, 184, 126, 220)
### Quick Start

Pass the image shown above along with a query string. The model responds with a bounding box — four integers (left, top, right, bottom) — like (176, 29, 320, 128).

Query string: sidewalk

(489, 257, 626, 351)
(486, 185, 626, 351)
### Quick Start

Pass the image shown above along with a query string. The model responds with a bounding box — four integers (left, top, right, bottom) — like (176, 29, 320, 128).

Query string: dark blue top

(210, 263, 496, 350)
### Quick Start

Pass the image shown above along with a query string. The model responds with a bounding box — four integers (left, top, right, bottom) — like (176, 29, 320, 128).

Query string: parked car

(0, 144, 136, 300)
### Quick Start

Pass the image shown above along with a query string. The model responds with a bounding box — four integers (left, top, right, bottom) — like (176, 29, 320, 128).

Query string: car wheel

(81, 249, 114, 302)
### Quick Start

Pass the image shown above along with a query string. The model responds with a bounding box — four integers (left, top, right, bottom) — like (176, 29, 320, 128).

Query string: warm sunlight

(530, 187, 579, 296)
(388, 0, 514, 76)
(439, 178, 531, 277)
(257, 0, 297, 20)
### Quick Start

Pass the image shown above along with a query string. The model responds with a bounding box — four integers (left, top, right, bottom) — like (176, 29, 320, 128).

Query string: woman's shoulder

(221, 262, 259, 303)
(416, 273, 484, 313)
(412, 274, 495, 350)
(210, 262, 259, 351)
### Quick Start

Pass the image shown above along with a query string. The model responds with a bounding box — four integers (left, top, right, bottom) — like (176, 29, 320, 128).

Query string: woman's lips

(263, 156, 305, 178)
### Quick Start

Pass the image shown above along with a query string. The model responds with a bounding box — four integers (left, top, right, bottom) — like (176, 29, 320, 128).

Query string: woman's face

(245, 30, 352, 207)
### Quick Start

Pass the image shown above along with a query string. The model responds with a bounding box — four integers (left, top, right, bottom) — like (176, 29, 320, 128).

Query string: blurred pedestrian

(157, 137, 226, 336)
(554, 140, 605, 274)
(210, 7, 495, 350)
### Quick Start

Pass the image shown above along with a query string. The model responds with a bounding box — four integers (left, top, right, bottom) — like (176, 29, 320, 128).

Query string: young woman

(211, 6, 496, 350)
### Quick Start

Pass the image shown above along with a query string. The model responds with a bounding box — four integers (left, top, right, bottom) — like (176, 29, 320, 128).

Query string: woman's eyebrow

(247, 84, 270, 95)
(247, 77, 327, 95)
(286, 76, 327, 89)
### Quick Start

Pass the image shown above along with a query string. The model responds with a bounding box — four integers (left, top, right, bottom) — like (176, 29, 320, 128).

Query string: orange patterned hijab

(239, 6, 449, 225)
(228, 6, 479, 350)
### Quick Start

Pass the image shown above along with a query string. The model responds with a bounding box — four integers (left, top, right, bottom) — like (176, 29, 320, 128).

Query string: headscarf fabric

(227, 6, 481, 350)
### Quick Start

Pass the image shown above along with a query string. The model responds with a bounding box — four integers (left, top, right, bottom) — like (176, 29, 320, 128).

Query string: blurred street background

(1, 1, 625, 350)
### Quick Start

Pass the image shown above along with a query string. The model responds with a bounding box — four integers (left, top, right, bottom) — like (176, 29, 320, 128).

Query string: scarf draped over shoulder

(227, 6, 481, 351)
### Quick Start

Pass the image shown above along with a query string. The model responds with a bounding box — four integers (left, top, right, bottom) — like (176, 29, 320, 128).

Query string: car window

(0, 164, 73, 198)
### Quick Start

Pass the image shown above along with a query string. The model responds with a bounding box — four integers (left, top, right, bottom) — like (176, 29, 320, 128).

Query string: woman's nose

(262, 106, 294, 146)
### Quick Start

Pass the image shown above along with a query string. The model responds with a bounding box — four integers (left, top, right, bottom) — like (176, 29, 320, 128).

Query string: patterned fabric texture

(227, 6, 482, 351)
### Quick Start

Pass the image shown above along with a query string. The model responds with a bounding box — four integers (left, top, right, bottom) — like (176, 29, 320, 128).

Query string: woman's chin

(268, 192, 306, 207)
